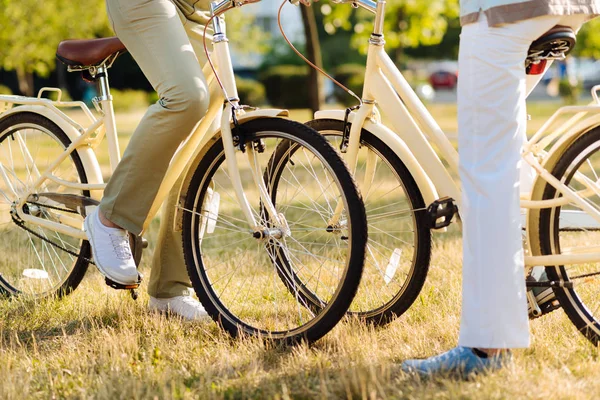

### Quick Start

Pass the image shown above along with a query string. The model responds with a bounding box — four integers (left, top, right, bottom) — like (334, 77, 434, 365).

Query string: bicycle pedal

(426, 197, 458, 229)
(529, 298, 561, 319)
(527, 282, 561, 319)
(540, 299, 561, 315)
(105, 273, 142, 299)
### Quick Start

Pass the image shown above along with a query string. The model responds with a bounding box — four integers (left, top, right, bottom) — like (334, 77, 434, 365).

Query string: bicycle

(0, 0, 369, 344)
(278, 0, 600, 345)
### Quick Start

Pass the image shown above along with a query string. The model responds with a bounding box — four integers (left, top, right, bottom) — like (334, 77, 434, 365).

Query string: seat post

(96, 65, 112, 101)
(94, 64, 121, 171)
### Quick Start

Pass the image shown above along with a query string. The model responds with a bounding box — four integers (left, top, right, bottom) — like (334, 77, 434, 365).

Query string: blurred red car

(429, 70, 458, 90)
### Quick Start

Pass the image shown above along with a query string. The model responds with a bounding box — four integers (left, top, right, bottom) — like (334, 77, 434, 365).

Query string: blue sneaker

(401, 346, 510, 378)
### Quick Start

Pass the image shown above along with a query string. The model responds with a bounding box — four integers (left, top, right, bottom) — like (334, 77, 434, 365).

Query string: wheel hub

(253, 228, 285, 240)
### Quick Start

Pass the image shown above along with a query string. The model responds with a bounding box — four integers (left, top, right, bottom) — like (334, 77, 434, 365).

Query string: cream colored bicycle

(280, 0, 600, 345)
(0, 0, 369, 343)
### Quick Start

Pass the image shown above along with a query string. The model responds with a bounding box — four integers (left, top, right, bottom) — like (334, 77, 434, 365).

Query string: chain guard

(12, 196, 147, 298)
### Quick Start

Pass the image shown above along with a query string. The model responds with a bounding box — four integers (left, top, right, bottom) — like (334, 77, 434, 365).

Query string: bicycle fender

(0, 105, 104, 200)
(231, 108, 289, 124)
(173, 108, 291, 231)
(527, 113, 600, 251)
(540, 113, 600, 176)
(313, 110, 439, 208)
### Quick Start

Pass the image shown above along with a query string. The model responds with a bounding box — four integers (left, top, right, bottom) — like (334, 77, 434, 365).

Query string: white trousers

(457, 13, 587, 348)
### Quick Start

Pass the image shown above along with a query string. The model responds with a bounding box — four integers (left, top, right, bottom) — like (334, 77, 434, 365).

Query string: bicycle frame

(319, 0, 600, 267)
(0, 0, 289, 241)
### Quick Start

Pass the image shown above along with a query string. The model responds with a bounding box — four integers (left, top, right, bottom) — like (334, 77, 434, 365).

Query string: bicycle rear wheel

(537, 126, 600, 345)
(0, 112, 90, 298)
(181, 118, 367, 344)
(284, 119, 431, 325)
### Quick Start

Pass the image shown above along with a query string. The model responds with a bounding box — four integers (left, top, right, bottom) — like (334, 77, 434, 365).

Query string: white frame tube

(334, 17, 600, 267)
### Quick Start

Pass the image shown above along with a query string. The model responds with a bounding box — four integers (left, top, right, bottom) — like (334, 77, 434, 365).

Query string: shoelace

(109, 233, 133, 260)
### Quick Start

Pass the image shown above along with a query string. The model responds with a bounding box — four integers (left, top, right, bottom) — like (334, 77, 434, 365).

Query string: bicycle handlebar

(331, 0, 377, 14)
(211, 0, 262, 15)
(287, 0, 377, 14)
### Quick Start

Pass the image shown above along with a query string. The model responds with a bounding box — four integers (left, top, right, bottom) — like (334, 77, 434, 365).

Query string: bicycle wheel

(537, 126, 600, 345)
(181, 118, 367, 344)
(278, 119, 430, 325)
(0, 112, 90, 298)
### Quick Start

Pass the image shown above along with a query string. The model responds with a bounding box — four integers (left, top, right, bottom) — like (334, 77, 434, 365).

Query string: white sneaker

(83, 208, 138, 285)
(148, 295, 210, 321)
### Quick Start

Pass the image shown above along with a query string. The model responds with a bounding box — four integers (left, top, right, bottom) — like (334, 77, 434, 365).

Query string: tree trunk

(300, 6, 324, 113)
(16, 68, 34, 96)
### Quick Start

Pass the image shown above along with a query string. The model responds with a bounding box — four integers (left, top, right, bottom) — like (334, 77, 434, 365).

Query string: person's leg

(99, 0, 210, 235)
(402, 12, 564, 377)
(146, 0, 219, 301)
(457, 13, 565, 350)
(85, 0, 210, 285)
(147, 176, 190, 298)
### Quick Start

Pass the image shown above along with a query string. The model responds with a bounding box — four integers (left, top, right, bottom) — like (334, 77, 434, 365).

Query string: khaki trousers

(101, 0, 217, 297)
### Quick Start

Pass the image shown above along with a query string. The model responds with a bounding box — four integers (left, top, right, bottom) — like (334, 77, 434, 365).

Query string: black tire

(181, 118, 367, 344)
(278, 119, 430, 325)
(538, 126, 600, 345)
(0, 112, 90, 298)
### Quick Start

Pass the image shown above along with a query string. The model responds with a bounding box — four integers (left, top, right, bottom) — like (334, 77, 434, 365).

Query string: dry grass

(2, 104, 600, 399)
(2, 222, 600, 399)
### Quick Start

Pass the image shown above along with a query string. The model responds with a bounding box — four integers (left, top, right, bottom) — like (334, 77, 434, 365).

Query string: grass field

(2, 102, 600, 399)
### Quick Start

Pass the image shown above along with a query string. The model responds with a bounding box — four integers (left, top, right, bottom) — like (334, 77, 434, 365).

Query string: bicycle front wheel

(537, 126, 600, 345)
(181, 118, 367, 344)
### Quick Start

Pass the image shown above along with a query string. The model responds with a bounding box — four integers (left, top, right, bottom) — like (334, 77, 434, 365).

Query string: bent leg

(100, 0, 210, 235)
(147, 11, 223, 298)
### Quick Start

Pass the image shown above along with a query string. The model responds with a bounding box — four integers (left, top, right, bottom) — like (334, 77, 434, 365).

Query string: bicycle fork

(329, 104, 376, 227)
(219, 106, 289, 239)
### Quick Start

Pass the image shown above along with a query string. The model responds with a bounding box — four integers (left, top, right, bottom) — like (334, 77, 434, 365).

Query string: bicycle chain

(566, 270, 600, 281)
(11, 204, 95, 265)
(27, 201, 81, 215)
(13, 203, 600, 283)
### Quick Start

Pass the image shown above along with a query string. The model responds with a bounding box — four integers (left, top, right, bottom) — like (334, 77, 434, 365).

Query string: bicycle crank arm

(525, 280, 574, 289)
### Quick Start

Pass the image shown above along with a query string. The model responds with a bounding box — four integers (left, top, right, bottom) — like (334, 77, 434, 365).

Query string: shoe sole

(148, 306, 210, 322)
(148, 300, 210, 322)
(84, 212, 137, 286)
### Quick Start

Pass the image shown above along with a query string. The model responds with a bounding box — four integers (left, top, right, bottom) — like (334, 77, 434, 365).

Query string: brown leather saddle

(56, 37, 126, 68)
(526, 25, 576, 75)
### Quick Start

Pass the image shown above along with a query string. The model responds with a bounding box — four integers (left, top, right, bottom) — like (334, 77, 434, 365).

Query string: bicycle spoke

(0, 119, 88, 297)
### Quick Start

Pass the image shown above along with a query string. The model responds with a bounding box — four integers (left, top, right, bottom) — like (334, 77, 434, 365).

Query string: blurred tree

(572, 19, 600, 59)
(225, 8, 271, 57)
(0, 1, 268, 97)
(300, 6, 325, 113)
(404, 17, 460, 60)
(0, 0, 111, 96)
(323, 0, 459, 61)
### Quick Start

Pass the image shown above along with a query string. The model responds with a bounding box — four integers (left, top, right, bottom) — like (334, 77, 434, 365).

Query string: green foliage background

(321, 0, 460, 55)
(0, 0, 111, 78)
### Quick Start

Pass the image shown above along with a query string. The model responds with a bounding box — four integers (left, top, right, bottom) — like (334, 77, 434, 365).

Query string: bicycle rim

(304, 120, 431, 324)
(182, 118, 366, 342)
(539, 127, 600, 344)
